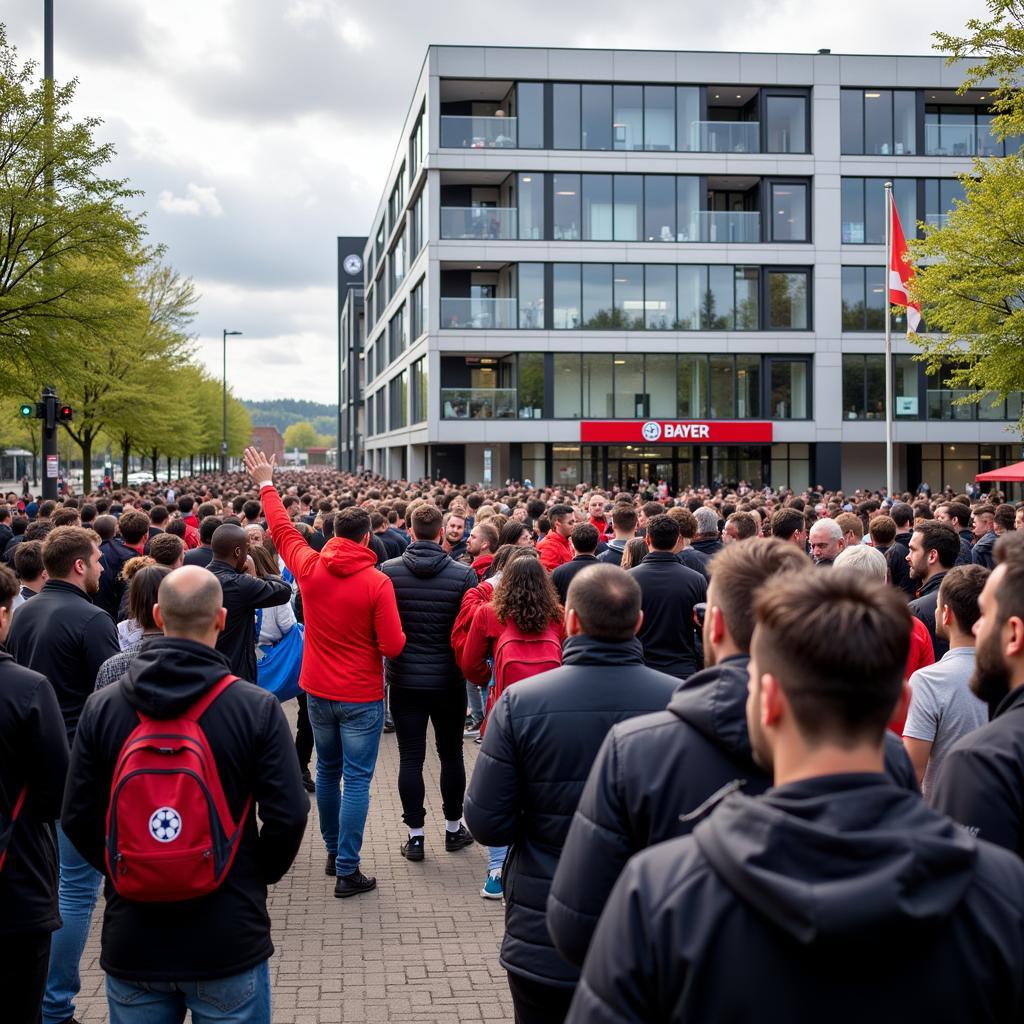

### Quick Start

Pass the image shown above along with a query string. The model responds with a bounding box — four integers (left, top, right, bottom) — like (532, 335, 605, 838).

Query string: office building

(356, 46, 1022, 491)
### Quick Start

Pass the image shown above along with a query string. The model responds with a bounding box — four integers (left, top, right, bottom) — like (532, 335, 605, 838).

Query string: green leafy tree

(283, 420, 319, 451)
(910, 2, 1024, 429)
(0, 27, 143, 387)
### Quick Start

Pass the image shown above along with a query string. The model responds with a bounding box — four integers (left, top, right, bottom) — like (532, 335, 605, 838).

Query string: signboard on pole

(46, 454, 58, 478)
(483, 447, 493, 484)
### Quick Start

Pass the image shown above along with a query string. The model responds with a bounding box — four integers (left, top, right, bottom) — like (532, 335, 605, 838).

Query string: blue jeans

(488, 845, 509, 873)
(306, 696, 384, 876)
(43, 822, 102, 1024)
(466, 680, 484, 720)
(106, 960, 270, 1024)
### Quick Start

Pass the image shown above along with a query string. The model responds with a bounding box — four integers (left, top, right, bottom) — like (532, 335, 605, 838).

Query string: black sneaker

(302, 770, 315, 793)
(445, 824, 475, 852)
(325, 853, 336, 876)
(334, 870, 376, 898)
(383, 720, 396, 734)
(401, 835, 425, 861)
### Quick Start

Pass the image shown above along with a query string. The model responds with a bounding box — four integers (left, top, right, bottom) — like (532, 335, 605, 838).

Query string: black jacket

(627, 551, 707, 679)
(7, 579, 120, 743)
(207, 560, 292, 682)
(380, 542, 476, 691)
(679, 546, 711, 580)
(446, 539, 468, 563)
(183, 545, 214, 568)
(972, 529, 997, 569)
(0, 649, 69, 936)
(886, 530, 916, 598)
(934, 685, 1024, 856)
(375, 530, 406, 561)
(568, 775, 1024, 1023)
(548, 656, 918, 968)
(97, 537, 143, 619)
(464, 636, 678, 987)
(909, 571, 949, 660)
(690, 536, 723, 562)
(596, 538, 628, 565)
(550, 554, 600, 605)
(61, 637, 308, 981)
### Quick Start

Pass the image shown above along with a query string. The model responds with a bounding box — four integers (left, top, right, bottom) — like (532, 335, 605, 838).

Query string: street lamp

(222, 329, 242, 473)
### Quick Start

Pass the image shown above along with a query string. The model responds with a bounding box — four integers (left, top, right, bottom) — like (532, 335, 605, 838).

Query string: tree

(283, 420, 319, 451)
(0, 27, 143, 387)
(910, 2, 1024, 429)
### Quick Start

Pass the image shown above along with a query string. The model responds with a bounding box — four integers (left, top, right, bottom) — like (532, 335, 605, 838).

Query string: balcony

(440, 207, 518, 240)
(689, 121, 760, 154)
(441, 297, 518, 330)
(441, 387, 518, 420)
(924, 123, 1001, 157)
(926, 389, 1023, 421)
(687, 210, 761, 243)
(440, 115, 518, 149)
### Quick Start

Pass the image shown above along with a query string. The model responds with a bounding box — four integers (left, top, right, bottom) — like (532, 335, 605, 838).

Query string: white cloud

(157, 183, 224, 217)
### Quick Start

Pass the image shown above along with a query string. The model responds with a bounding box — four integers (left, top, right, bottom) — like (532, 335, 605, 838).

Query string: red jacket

(891, 616, 936, 734)
(538, 530, 573, 572)
(261, 484, 405, 702)
(588, 515, 612, 540)
(470, 553, 494, 581)
(451, 581, 494, 672)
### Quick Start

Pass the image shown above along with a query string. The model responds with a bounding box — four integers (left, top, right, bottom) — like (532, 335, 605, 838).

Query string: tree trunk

(190, 454, 194, 476)
(80, 435, 93, 494)
(120, 436, 130, 489)
(151, 448, 159, 482)
(177, 457, 182, 479)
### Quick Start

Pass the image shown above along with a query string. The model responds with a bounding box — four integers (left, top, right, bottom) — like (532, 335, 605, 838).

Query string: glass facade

(841, 266, 907, 331)
(841, 178, 917, 244)
(842, 353, 920, 420)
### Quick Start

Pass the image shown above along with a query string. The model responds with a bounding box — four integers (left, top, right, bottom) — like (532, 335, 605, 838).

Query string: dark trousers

(296, 691, 314, 772)
(0, 930, 51, 1024)
(389, 685, 466, 829)
(507, 972, 574, 1024)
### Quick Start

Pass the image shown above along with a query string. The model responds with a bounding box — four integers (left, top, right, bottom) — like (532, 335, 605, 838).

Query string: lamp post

(222, 329, 242, 473)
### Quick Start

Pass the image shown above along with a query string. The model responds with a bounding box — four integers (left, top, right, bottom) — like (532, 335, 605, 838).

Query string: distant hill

(243, 399, 336, 438)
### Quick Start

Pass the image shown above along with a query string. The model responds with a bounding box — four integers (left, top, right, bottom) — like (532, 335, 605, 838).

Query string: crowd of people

(2, 456, 1024, 1023)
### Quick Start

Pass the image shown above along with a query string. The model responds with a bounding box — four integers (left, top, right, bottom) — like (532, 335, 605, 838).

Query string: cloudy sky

(6, 0, 989, 403)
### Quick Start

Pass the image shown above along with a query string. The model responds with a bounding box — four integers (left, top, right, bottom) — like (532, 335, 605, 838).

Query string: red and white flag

(888, 201, 922, 335)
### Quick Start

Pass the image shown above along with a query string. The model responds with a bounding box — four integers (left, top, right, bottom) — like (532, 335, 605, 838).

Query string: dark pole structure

(222, 330, 242, 473)
(42, 2, 56, 500)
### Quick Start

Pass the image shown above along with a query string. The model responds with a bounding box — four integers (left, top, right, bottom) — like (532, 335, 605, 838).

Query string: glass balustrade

(440, 207, 518, 240)
(689, 120, 760, 153)
(924, 122, 1000, 157)
(440, 297, 519, 330)
(687, 210, 762, 243)
(440, 115, 518, 149)
(440, 388, 518, 419)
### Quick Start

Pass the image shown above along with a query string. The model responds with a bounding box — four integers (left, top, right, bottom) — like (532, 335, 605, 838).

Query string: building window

(553, 173, 581, 240)
(517, 82, 544, 149)
(770, 182, 808, 242)
(374, 271, 385, 319)
(614, 263, 644, 329)
(764, 95, 808, 153)
(411, 357, 427, 423)
(582, 174, 614, 240)
(676, 87, 701, 151)
(554, 354, 582, 417)
(769, 359, 810, 419)
(644, 264, 676, 329)
(841, 266, 907, 331)
(613, 175, 642, 241)
(553, 83, 581, 149)
(771, 443, 810, 492)
(388, 230, 406, 295)
(365, 285, 375, 331)
(614, 354, 645, 418)
(518, 172, 544, 239)
(582, 354, 613, 417)
(582, 264, 614, 326)
(388, 168, 405, 232)
(644, 86, 675, 151)
(678, 354, 708, 416)
(614, 85, 644, 151)
(410, 279, 425, 341)
(409, 191, 424, 255)
(767, 270, 809, 330)
(518, 263, 544, 328)
(389, 372, 407, 430)
(387, 305, 406, 363)
(553, 264, 581, 329)
(374, 222, 385, 263)
(842, 353, 919, 420)
(644, 175, 676, 242)
(923, 177, 967, 229)
(841, 89, 917, 155)
(841, 178, 917, 244)
(581, 84, 612, 150)
(375, 389, 386, 435)
(409, 107, 424, 183)
(518, 352, 545, 417)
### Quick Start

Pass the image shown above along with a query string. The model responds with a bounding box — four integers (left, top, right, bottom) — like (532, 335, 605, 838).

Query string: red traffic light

(57, 405, 73, 421)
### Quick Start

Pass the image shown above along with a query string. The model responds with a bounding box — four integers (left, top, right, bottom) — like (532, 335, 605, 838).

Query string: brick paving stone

(75, 702, 515, 1022)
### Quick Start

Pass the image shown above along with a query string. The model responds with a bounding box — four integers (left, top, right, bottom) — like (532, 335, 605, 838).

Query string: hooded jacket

(934, 685, 1024, 855)
(7, 579, 120, 744)
(972, 528, 997, 570)
(0, 649, 68, 937)
(537, 529, 572, 572)
(96, 536, 144, 618)
(61, 637, 308, 982)
(909, 571, 949, 660)
(381, 541, 476, 691)
(548, 656, 920, 969)
(628, 551, 707, 679)
(464, 635, 678, 988)
(261, 484, 405, 702)
(567, 775, 1024, 1024)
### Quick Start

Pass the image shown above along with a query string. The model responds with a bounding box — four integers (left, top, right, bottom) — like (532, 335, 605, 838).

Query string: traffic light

(19, 403, 33, 417)
(57, 404, 73, 422)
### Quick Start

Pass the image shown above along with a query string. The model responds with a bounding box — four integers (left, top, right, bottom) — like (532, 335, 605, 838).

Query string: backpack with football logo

(105, 674, 252, 902)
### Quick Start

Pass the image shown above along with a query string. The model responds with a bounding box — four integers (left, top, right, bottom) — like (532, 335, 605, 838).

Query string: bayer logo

(641, 421, 662, 442)
(149, 807, 183, 843)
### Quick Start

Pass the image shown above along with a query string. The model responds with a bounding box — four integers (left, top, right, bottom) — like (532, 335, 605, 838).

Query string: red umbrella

(976, 461, 1024, 482)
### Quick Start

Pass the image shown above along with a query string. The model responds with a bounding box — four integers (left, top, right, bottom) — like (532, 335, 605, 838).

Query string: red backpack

(485, 620, 563, 729)
(105, 675, 252, 903)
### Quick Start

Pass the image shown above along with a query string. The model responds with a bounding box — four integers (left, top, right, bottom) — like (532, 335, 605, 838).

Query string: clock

(343, 254, 363, 276)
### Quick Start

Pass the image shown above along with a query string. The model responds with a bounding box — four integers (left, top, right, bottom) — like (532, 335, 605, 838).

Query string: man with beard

(934, 534, 1024, 854)
(7, 527, 120, 1024)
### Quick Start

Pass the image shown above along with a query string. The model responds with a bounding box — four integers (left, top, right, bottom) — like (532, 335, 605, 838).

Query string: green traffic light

(19, 404, 32, 417)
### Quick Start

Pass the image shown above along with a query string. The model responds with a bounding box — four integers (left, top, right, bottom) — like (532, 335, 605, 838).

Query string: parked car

(126, 471, 155, 485)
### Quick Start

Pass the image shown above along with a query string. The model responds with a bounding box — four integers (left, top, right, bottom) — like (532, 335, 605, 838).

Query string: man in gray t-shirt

(903, 565, 990, 801)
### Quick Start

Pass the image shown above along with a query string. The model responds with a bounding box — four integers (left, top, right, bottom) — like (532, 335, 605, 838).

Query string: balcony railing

(686, 210, 762, 243)
(440, 297, 518, 330)
(689, 120, 760, 153)
(923, 388, 1024, 421)
(440, 115, 518, 149)
(441, 388, 518, 419)
(440, 207, 518, 240)
(925, 213, 950, 230)
(924, 123, 1004, 157)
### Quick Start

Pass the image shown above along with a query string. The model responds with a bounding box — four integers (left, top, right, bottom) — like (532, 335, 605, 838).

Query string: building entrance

(604, 445, 766, 492)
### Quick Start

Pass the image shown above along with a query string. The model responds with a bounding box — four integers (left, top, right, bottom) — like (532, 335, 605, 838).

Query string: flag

(888, 200, 922, 335)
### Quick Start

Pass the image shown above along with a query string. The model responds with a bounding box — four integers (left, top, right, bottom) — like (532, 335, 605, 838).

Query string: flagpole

(884, 181, 894, 500)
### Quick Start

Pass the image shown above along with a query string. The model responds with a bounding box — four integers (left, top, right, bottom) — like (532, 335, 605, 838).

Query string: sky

(5, 0, 991, 403)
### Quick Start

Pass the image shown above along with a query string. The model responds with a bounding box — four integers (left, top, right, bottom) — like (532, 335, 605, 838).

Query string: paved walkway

(76, 707, 513, 1023)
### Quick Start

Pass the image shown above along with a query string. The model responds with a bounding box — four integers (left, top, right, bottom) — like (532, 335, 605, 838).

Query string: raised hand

(243, 446, 276, 487)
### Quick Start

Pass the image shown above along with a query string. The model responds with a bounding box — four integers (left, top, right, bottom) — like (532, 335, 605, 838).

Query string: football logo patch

(149, 807, 182, 843)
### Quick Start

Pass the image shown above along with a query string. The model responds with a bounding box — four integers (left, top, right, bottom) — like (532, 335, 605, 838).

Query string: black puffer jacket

(548, 656, 920, 969)
(381, 541, 476, 691)
(909, 572, 949, 659)
(464, 635, 678, 987)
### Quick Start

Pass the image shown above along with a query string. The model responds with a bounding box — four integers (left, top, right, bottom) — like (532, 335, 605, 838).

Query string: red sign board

(579, 420, 774, 444)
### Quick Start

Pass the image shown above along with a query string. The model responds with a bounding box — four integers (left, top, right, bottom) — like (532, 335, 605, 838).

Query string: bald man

(207, 523, 292, 681)
(61, 565, 308, 1019)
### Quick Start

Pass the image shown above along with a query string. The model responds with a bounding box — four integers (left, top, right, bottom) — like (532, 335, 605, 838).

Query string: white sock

(446, 819, 463, 833)
(409, 827, 424, 838)
(489, 868, 502, 879)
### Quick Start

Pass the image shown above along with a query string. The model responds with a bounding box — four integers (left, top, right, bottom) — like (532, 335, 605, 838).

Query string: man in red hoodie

(243, 447, 406, 898)
(587, 493, 613, 541)
(538, 504, 575, 573)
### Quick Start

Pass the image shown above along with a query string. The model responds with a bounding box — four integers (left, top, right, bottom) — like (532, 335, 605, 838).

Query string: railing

(686, 210, 761, 243)
(440, 115, 518, 149)
(440, 297, 518, 330)
(925, 213, 949, 230)
(689, 120, 760, 153)
(924, 123, 1002, 157)
(441, 388, 518, 419)
(927, 389, 983, 420)
(440, 207, 518, 240)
